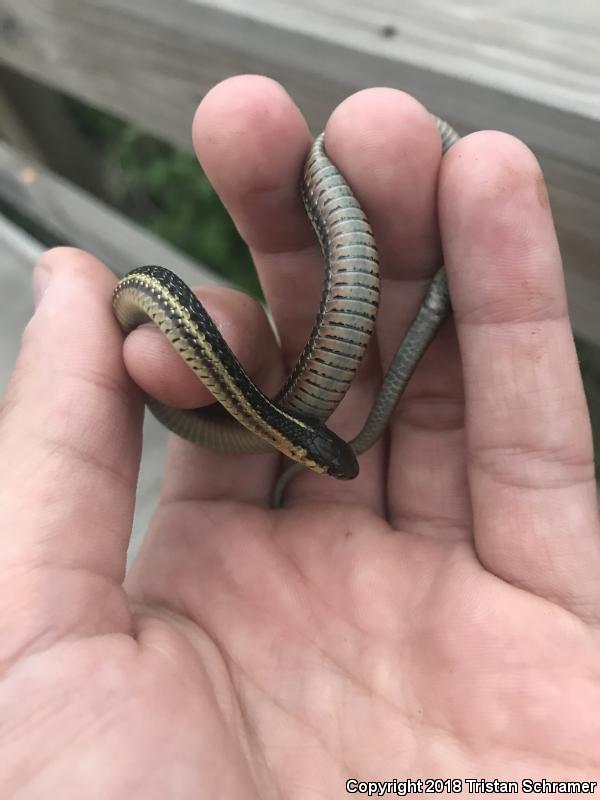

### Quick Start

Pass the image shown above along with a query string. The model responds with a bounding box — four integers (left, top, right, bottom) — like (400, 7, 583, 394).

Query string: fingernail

(32, 260, 52, 308)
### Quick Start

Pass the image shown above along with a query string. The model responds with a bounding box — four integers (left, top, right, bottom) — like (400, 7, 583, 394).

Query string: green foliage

(66, 99, 260, 296)
(114, 131, 260, 296)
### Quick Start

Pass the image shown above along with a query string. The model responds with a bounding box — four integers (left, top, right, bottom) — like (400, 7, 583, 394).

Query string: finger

(122, 285, 277, 409)
(282, 88, 443, 510)
(194, 76, 386, 511)
(0, 248, 138, 648)
(305, 89, 469, 532)
(192, 75, 315, 367)
(441, 131, 600, 617)
(386, 318, 468, 540)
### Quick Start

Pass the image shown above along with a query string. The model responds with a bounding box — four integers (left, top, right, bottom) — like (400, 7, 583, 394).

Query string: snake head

(308, 424, 359, 480)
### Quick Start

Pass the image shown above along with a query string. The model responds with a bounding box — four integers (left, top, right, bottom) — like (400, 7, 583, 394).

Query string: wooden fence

(0, 0, 598, 342)
(0, 1, 598, 540)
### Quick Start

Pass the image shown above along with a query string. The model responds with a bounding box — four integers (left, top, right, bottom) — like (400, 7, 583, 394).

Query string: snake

(112, 114, 459, 504)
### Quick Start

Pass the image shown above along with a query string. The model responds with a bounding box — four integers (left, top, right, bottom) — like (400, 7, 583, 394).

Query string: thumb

(0, 248, 141, 658)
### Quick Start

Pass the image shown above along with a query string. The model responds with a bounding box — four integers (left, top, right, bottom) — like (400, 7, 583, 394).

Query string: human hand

(1, 76, 599, 797)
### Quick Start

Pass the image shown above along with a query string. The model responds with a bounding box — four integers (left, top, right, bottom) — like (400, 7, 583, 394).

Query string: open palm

(1, 77, 599, 798)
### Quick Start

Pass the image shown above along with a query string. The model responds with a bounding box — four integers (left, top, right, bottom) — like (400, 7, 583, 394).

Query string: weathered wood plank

(0, 64, 113, 201)
(1, 0, 598, 160)
(0, 211, 165, 558)
(0, 78, 45, 164)
(0, 0, 597, 344)
(0, 141, 219, 286)
(0, 213, 42, 389)
(0, 205, 43, 266)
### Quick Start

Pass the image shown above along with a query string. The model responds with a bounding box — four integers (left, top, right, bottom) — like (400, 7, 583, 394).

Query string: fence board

(0, 141, 218, 286)
(1, 1, 598, 160)
(0, 0, 597, 344)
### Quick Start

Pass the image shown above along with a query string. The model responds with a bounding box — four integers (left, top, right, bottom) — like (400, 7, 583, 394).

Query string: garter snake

(113, 115, 459, 498)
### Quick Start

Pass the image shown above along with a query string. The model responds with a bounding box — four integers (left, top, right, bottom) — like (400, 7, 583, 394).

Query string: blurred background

(0, 1, 598, 549)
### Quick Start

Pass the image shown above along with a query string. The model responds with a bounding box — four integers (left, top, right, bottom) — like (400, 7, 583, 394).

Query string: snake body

(113, 115, 459, 493)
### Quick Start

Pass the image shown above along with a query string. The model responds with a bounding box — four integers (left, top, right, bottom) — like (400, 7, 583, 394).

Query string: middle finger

(194, 76, 387, 509)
